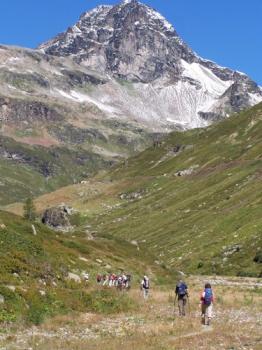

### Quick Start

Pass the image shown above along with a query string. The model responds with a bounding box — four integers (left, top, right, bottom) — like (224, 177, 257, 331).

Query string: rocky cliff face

(0, 97, 64, 123)
(39, 0, 195, 83)
(39, 0, 262, 124)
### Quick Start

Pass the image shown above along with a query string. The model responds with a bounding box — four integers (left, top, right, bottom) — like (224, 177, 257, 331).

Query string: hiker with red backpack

(175, 280, 189, 316)
(200, 283, 214, 326)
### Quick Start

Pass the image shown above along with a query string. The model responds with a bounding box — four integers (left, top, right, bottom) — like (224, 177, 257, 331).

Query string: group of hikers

(141, 276, 214, 326)
(96, 273, 132, 290)
(95, 274, 214, 326)
(174, 279, 214, 326)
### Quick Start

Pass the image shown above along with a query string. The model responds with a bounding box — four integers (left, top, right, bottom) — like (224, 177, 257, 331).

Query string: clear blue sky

(0, 0, 261, 85)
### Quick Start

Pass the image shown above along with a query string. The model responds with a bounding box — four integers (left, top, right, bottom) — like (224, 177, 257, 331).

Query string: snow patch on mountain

(81, 4, 113, 19)
(248, 92, 262, 105)
(70, 90, 119, 114)
(180, 60, 236, 115)
(52, 88, 119, 116)
(181, 60, 232, 96)
(145, 6, 174, 32)
(53, 89, 76, 101)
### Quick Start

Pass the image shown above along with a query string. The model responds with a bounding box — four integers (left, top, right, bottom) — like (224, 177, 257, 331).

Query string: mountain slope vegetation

(91, 103, 262, 276)
(12, 103, 262, 277)
(0, 210, 172, 324)
(0, 134, 110, 205)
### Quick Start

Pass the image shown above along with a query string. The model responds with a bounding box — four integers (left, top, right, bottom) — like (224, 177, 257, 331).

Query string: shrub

(0, 287, 25, 323)
(0, 309, 17, 323)
(82, 289, 136, 314)
(25, 290, 58, 325)
(237, 270, 258, 278)
(254, 251, 262, 264)
(197, 262, 204, 269)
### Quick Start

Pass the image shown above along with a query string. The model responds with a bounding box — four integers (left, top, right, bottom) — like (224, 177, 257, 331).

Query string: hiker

(109, 274, 114, 287)
(200, 283, 214, 326)
(113, 273, 118, 286)
(126, 274, 132, 290)
(122, 274, 128, 289)
(96, 274, 102, 284)
(141, 275, 150, 299)
(102, 274, 109, 286)
(117, 275, 124, 290)
(175, 280, 189, 316)
(81, 272, 89, 284)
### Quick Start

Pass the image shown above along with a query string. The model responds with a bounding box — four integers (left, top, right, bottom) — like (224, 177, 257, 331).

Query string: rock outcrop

(0, 97, 63, 123)
(42, 205, 74, 229)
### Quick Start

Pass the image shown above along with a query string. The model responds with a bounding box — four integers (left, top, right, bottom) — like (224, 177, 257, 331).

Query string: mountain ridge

(38, 0, 262, 125)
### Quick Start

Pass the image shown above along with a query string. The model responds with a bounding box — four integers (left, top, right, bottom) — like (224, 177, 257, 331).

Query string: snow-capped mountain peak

(36, 0, 262, 128)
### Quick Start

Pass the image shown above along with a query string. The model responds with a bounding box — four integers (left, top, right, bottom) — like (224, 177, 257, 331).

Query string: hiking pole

(172, 293, 177, 325)
(187, 295, 191, 315)
(174, 294, 177, 316)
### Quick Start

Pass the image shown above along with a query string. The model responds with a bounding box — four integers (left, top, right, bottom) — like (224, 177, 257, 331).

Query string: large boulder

(42, 205, 73, 229)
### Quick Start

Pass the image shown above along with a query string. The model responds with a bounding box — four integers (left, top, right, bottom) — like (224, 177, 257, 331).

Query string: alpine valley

(0, 0, 261, 205)
(0, 1, 262, 345)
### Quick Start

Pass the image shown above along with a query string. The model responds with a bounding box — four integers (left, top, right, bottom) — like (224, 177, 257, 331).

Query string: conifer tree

(23, 197, 36, 221)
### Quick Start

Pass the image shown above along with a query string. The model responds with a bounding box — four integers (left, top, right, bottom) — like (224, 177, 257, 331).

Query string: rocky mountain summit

(39, 0, 194, 82)
(39, 0, 262, 124)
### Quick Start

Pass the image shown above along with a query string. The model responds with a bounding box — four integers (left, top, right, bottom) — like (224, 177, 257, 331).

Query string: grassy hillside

(0, 210, 172, 325)
(0, 122, 153, 205)
(92, 103, 262, 276)
(0, 134, 111, 205)
(5, 103, 262, 277)
(95, 103, 262, 276)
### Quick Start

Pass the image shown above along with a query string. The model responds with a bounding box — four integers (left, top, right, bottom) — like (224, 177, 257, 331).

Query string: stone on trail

(67, 272, 81, 283)
(7, 286, 16, 292)
(32, 224, 37, 236)
(79, 256, 89, 262)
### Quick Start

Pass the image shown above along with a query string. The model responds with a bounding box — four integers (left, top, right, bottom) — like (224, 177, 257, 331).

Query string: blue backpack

(178, 283, 187, 296)
(204, 288, 213, 305)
